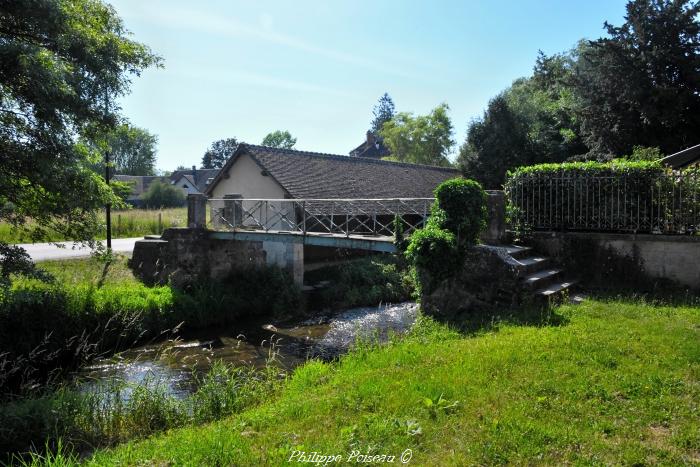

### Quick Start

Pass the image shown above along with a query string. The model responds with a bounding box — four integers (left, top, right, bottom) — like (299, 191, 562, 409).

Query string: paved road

(16, 237, 141, 261)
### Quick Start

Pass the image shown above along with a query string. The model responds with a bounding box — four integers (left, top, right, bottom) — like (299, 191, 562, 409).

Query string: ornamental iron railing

(504, 166, 700, 234)
(207, 198, 434, 237)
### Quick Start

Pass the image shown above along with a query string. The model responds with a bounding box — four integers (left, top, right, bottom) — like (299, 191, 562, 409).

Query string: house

(205, 143, 459, 201)
(111, 175, 171, 207)
(169, 166, 219, 195)
(204, 143, 460, 233)
(349, 131, 391, 159)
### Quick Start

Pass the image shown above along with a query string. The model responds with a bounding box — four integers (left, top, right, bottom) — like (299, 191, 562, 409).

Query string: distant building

(169, 166, 219, 195)
(349, 131, 391, 159)
(113, 167, 219, 207)
(111, 175, 171, 207)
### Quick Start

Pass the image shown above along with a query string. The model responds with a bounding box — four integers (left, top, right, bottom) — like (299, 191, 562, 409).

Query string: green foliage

(304, 256, 415, 310)
(574, 0, 700, 156)
(140, 181, 186, 209)
(507, 158, 663, 177)
(625, 146, 664, 162)
(0, 244, 53, 291)
(370, 92, 396, 133)
(105, 124, 158, 176)
(459, 52, 587, 188)
(461, 0, 700, 186)
(261, 130, 297, 149)
(201, 138, 238, 169)
(0, 0, 160, 249)
(405, 226, 458, 293)
(431, 178, 488, 246)
(110, 180, 134, 205)
(393, 215, 408, 253)
(379, 103, 455, 167)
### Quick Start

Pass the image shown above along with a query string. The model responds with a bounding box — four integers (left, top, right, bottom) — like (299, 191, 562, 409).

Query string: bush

(431, 178, 488, 246)
(140, 180, 185, 209)
(304, 256, 415, 310)
(504, 159, 674, 234)
(405, 226, 458, 294)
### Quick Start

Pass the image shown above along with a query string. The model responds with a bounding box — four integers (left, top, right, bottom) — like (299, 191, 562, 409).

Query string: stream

(77, 302, 419, 398)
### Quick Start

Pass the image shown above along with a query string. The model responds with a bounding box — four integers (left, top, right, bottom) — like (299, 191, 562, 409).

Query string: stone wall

(130, 228, 303, 288)
(421, 245, 528, 321)
(530, 232, 700, 290)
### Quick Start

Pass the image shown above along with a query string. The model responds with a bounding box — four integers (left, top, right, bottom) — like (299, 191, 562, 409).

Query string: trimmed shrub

(503, 159, 687, 235)
(405, 226, 458, 293)
(431, 178, 488, 246)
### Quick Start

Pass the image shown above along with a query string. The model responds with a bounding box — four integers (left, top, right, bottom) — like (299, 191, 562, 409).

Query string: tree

(261, 130, 297, 149)
(379, 103, 455, 167)
(107, 124, 158, 175)
(370, 93, 396, 133)
(140, 180, 185, 208)
(458, 50, 589, 188)
(573, 0, 700, 156)
(0, 0, 160, 256)
(458, 95, 535, 189)
(201, 138, 238, 169)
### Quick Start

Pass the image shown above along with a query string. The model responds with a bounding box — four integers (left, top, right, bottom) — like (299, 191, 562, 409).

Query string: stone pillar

(223, 193, 243, 228)
(482, 190, 505, 244)
(187, 193, 207, 229)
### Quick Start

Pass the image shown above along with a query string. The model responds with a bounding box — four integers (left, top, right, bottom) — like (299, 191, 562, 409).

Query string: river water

(77, 302, 418, 398)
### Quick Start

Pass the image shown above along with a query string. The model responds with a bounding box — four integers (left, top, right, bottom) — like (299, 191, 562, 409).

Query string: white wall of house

(172, 177, 199, 195)
(208, 153, 292, 230)
(209, 153, 286, 199)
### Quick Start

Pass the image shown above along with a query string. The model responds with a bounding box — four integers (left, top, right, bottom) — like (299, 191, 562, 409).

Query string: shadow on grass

(433, 302, 570, 336)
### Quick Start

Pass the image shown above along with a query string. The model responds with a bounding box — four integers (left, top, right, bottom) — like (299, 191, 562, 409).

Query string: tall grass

(0, 208, 187, 243)
(1, 361, 284, 462)
(0, 256, 301, 398)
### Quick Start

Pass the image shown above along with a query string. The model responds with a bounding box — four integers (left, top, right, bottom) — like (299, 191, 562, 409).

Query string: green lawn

(63, 298, 700, 466)
(35, 255, 139, 287)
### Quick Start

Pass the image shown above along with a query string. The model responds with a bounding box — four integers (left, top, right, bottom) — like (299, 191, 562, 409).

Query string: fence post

(187, 193, 207, 229)
(302, 200, 307, 235)
(224, 193, 243, 229)
(482, 190, 505, 244)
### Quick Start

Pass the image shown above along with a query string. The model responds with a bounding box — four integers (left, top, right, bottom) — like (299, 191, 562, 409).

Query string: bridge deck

(209, 229, 397, 253)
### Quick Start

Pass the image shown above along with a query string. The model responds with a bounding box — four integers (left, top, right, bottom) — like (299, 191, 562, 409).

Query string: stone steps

(500, 244, 578, 305)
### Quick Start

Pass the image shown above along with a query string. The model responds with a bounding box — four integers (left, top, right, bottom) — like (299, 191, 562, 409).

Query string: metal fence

(505, 166, 700, 234)
(207, 198, 434, 237)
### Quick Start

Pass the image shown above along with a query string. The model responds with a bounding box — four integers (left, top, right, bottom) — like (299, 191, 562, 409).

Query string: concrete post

(482, 190, 505, 244)
(187, 193, 207, 229)
(223, 193, 243, 228)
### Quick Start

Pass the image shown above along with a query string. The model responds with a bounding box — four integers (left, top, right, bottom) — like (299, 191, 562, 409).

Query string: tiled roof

(205, 144, 460, 199)
(661, 143, 700, 169)
(170, 169, 220, 192)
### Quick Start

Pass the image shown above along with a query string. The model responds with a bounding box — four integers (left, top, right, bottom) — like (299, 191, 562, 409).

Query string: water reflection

(78, 302, 418, 398)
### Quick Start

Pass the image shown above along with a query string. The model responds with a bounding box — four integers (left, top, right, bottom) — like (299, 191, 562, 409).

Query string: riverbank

(25, 297, 700, 466)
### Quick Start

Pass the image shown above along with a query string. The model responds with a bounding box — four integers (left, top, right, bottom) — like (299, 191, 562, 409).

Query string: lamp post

(104, 93, 112, 250)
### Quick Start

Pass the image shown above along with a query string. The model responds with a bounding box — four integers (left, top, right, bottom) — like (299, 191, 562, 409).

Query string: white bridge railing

(205, 197, 434, 237)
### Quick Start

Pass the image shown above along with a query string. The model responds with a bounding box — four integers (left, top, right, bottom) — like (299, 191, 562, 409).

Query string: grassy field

(23, 297, 697, 466)
(0, 208, 187, 243)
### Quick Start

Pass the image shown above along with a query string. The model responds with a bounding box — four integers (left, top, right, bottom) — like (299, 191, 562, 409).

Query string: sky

(108, 0, 628, 172)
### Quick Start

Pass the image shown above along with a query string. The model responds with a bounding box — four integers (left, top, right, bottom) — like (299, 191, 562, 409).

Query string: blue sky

(109, 0, 628, 171)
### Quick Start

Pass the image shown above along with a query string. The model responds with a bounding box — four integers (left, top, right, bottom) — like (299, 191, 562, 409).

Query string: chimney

(192, 165, 197, 183)
(366, 130, 375, 146)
